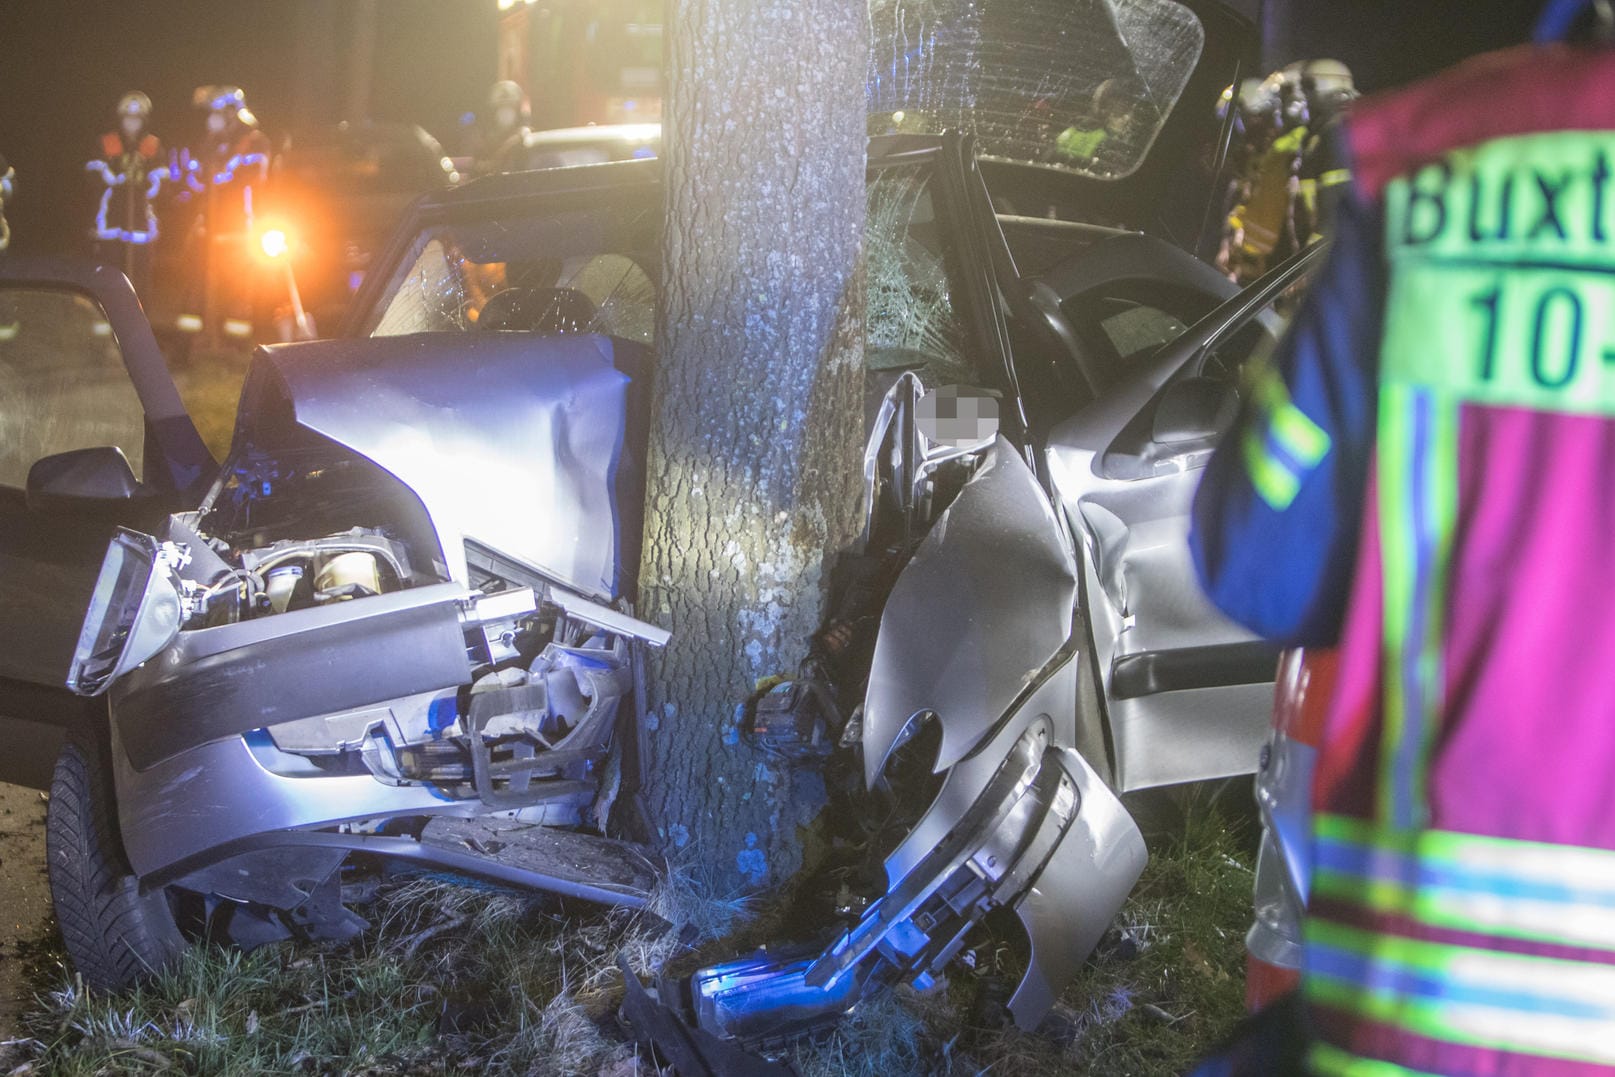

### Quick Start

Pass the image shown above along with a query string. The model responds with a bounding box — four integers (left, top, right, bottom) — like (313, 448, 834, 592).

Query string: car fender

(860, 438, 1079, 790)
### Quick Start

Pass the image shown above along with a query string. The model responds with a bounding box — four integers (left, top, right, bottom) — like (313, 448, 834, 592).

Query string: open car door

(0, 259, 211, 780)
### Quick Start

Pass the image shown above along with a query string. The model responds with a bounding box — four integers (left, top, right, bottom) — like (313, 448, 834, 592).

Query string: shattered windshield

(365, 196, 661, 342)
(865, 166, 973, 387)
(869, 0, 1204, 180)
(366, 165, 981, 393)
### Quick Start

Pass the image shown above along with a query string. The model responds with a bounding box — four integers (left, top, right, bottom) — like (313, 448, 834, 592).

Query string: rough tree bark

(641, 0, 867, 890)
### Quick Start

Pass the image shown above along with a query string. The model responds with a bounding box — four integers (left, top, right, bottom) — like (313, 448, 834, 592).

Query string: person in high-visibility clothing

(86, 92, 166, 296)
(1294, 60, 1358, 245)
(1225, 65, 1309, 283)
(1192, 6, 1615, 1073)
(0, 152, 13, 254)
(177, 85, 272, 341)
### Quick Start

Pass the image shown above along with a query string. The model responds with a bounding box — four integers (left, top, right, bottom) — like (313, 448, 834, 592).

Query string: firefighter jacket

(87, 130, 164, 245)
(188, 126, 271, 239)
(1192, 43, 1615, 1075)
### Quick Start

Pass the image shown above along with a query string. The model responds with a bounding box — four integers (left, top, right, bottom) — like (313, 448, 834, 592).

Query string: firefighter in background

(179, 85, 271, 341)
(467, 80, 532, 176)
(1054, 77, 1149, 175)
(1294, 60, 1358, 245)
(85, 92, 165, 296)
(1192, 4, 1615, 1071)
(0, 152, 13, 254)
(1216, 77, 1284, 277)
(1224, 65, 1309, 283)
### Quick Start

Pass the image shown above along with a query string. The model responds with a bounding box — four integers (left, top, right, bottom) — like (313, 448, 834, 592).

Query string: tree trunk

(642, 0, 867, 890)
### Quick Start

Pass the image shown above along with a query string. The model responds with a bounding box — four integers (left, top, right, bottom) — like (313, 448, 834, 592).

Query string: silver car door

(1044, 248, 1323, 792)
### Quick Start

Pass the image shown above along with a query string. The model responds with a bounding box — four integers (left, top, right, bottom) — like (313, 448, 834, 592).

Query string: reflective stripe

(1321, 168, 1353, 188)
(1251, 367, 1332, 466)
(1315, 867, 1615, 955)
(1240, 364, 1333, 510)
(1374, 385, 1457, 830)
(1319, 814, 1615, 889)
(1305, 920, 1615, 1065)
(1307, 1042, 1441, 1076)
(1243, 425, 1301, 509)
(1314, 814, 1615, 952)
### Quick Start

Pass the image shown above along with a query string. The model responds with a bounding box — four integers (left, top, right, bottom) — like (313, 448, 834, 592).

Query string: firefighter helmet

(117, 91, 152, 121)
(1300, 59, 1358, 120)
(487, 80, 530, 128)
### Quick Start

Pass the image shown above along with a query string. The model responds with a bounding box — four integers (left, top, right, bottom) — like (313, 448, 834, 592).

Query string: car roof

(411, 131, 949, 213)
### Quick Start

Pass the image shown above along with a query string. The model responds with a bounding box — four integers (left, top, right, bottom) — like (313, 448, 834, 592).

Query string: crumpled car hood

(246, 332, 645, 598)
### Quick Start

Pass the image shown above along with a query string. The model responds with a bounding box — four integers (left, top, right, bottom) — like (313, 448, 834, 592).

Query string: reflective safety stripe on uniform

(1373, 384, 1459, 831)
(1313, 814, 1615, 954)
(1241, 362, 1333, 510)
(1307, 1042, 1445, 1077)
(1305, 918, 1615, 1067)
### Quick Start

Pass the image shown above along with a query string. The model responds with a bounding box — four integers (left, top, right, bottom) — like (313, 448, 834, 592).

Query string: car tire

(46, 734, 186, 992)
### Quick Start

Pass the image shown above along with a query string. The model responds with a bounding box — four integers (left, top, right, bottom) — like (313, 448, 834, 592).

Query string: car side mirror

(1152, 377, 1236, 447)
(26, 446, 142, 508)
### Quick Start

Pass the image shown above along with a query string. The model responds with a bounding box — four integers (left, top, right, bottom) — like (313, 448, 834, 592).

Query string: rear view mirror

(1152, 377, 1236, 446)
(26, 446, 141, 507)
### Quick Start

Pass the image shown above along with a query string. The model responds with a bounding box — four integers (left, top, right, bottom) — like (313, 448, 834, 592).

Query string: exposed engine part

(265, 564, 305, 613)
(315, 550, 381, 601)
(468, 586, 541, 664)
(230, 528, 416, 615)
(468, 642, 629, 807)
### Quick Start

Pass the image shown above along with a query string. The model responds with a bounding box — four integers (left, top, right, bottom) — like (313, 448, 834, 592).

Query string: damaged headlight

(67, 529, 185, 696)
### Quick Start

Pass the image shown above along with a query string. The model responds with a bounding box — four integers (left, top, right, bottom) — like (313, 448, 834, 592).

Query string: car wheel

(46, 734, 186, 992)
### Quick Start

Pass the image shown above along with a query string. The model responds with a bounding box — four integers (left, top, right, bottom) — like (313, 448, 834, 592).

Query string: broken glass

(864, 167, 972, 387)
(365, 199, 661, 343)
(868, 0, 1204, 180)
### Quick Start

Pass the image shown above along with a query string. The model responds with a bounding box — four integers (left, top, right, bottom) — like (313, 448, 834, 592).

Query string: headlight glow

(259, 228, 290, 260)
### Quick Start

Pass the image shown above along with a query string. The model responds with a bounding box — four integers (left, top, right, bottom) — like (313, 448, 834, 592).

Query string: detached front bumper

(689, 661, 1147, 1043)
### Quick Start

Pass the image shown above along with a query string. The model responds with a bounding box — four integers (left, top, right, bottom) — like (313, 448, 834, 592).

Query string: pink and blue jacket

(1194, 43, 1615, 1076)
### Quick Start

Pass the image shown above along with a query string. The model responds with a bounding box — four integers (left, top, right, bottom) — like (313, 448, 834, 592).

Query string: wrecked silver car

(0, 0, 1293, 1042)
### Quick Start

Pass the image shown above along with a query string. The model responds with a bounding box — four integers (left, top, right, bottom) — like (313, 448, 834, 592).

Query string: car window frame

(1095, 241, 1328, 481)
(0, 261, 213, 497)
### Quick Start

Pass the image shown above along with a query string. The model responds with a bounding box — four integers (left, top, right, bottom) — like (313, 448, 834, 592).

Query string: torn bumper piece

(689, 713, 1146, 1044)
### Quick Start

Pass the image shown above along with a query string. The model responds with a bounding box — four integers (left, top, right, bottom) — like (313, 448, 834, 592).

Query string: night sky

(0, 0, 1556, 258)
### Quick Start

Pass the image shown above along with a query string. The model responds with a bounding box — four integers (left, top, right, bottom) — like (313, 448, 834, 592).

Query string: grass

(0, 802, 1253, 1076)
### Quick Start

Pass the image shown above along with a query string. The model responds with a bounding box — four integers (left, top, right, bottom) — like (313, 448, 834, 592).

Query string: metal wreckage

(0, 0, 1290, 1065)
(58, 323, 1145, 1061)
